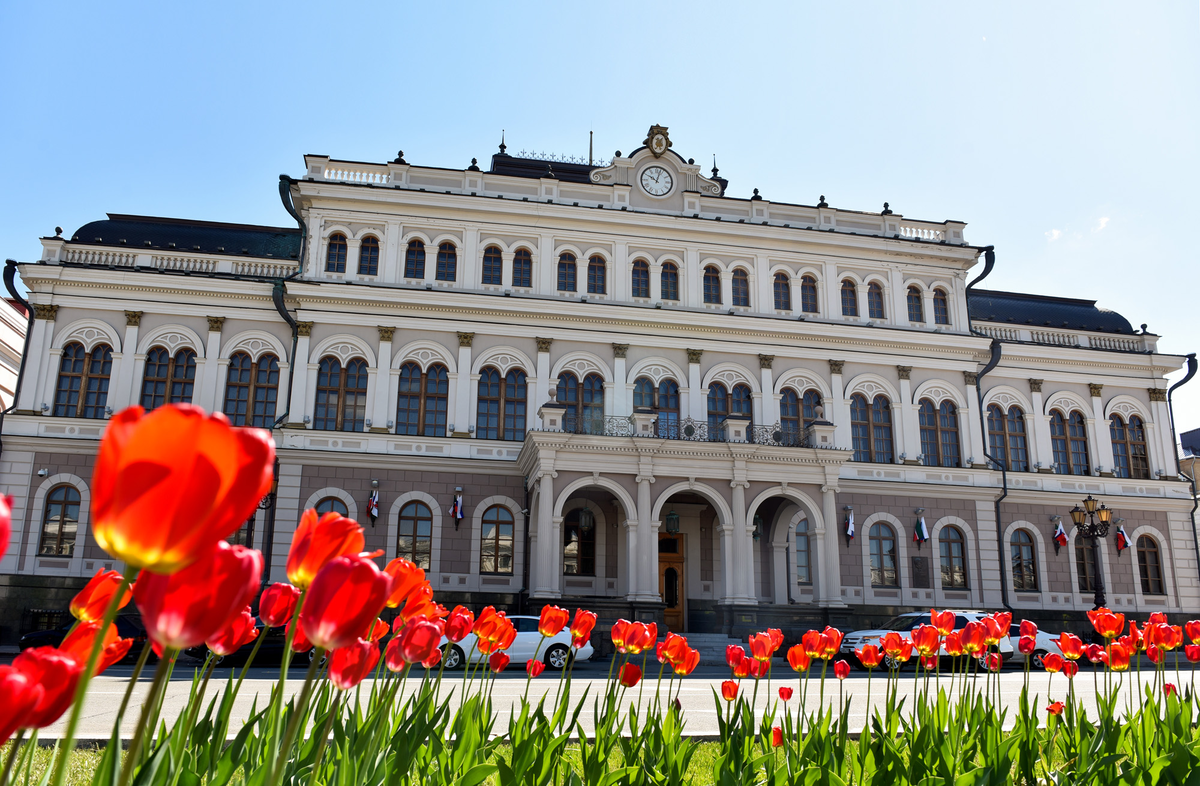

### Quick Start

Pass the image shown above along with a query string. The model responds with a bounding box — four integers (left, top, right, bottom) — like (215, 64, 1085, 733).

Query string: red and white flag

(1053, 521, 1069, 548)
(448, 494, 464, 521)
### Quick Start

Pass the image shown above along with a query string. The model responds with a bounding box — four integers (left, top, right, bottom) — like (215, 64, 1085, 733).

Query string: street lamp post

(1068, 494, 1114, 610)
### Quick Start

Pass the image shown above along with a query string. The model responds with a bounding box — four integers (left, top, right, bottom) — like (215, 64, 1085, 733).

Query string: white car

(437, 614, 594, 671)
(1007, 623, 1063, 670)
(840, 610, 1015, 669)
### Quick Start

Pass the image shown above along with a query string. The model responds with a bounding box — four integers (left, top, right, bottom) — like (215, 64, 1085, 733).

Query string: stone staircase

(677, 633, 750, 663)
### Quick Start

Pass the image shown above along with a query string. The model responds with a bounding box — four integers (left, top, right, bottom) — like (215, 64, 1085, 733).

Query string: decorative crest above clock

(643, 125, 672, 158)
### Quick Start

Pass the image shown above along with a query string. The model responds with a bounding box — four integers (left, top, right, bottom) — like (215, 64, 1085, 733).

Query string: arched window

(140, 347, 196, 410)
(633, 377, 654, 409)
(325, 233, 347, 273)
(939, 526, 967, 588)
(396, 362, 449, 437)
(512, 248, 532, 288)
(802, 390, 823, 426)
(1050, 410, 1090, 475)
(358, 236, 380, 276)
(631, 259, 650, 298)
(707, 382, 728, 434)
(933, 289, 950, 325)
(397, 501, 433, 570)
(780, 389, 801, 438)
(482, 245, 503, 286)
(563, 508, 595, 576)
(436, 242, 457, 282)
(557, 253, 577, 292)
(867, 282, 886, 319)
(987, 404, 1029, 472)
(480, 505, 514, 575)
(840, 280, 858, 316)
(773, 273, 791, 311)
(587, 256, 606, 295)
(795, 518, 811, 584)
(404, 240, 426, 279)
(1010, 529, 1038, 591)
(919, 399, 961, 468)
(731, 383, 753, 420)
(850, 394, 893, 463)
(557, 372, 604, 434)
(660, 262, 679, 301)
(314, 356, 368, 432)
(1111, 414, 1150, 479)
(800, 275, 819, 313)
(1137, 535, 1164, 595)
(476, 366, 527, 441)
(656, 379, 680, 437)
(869, 523, 898, 587)
(224, 352, 280, 428)
(1075, 537, 1096, 593)
(703, 266, 721, 304)
(315, 496, 349, 517)
(907, 286, 924, 322)
(731, 269, 750, 307)
(53, 342, 112, 419)
(38, 484, 80, 556)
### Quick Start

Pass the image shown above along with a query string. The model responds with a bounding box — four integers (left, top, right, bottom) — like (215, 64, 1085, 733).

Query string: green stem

(114, 639, 153, 729)
(269, 646, 324, 786)
(0, 729, 25, 786)
(306, 693, 340, 786)
(117, 646, 174, 786)
(234, 625, 270, 697)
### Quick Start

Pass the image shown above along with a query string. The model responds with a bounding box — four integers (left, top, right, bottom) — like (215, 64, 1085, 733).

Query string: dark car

(19, 615, 151, 663)
(182, 621, 305, 668)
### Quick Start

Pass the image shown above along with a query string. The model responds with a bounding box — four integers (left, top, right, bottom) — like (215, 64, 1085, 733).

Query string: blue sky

(2, 2, 1198, 430)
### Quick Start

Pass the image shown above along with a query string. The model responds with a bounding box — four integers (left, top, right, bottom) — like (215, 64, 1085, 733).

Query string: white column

(897, 367, 916, 463)
(198, 317, 224, 411)
(721, 525, 734, 603)
(921, 290, 935, 326)
(889, 268, 906, 325)
(1028, 380, 1053, 471)
(829, 360, 850, 449)
(1090, 384, 1114, 475)
(730, 480, 755, 603)
(612, 241, 628, 300)
(649, 262, 662, 302)
(965, 372, 987, 466)
(109, 312, 141, 411)
(820, 485, 846, 607)
(684, 246, 701, 307)
(534, 338, 551, 428)
(531, 470, 560, 598)
(1148, 390, 1172, 476)
(461, 227, 479, 287)
(687, 350, 705, 421)
(538, 234, 555, 293)
(758, 355, 776, 426)
(372, 327, 394, 431)
(624, 519, 639, 600)
(635, 475, 658, 601)
(18, 308, 51, 411)
(453, 332, 473, 434)
(720, 270, 733, 309)
(382, 221, 403, 282)
(612, 344, 629, 417)
(771, 542, 788, 604)
(286, 323, 313, 427)
(754, 254, 771, 314)
(825, 266, 842, 319)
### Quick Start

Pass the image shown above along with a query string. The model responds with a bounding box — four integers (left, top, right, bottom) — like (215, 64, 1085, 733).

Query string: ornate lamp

(578, 501, 595, 534)
(1069, 495, 1114, 609)
(752, 513, 763, 542)
(664, 509, 680, 534)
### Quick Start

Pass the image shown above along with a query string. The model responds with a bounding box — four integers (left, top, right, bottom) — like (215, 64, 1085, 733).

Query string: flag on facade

(449, 494, 464, 521)
(366, 489, 379, 523)
(1115, 524, 1130, 553)
(845, 510, 855, 540)
(913, 516, 929, 545)
(1053, 521, 1069, 548)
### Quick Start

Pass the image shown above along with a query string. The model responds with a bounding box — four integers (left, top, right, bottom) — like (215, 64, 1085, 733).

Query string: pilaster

(285, 321, 313, 428)
(964, 371, 986, 467)
(1028, 379, 1054, 471)
(371, 327, 395, 432)
(198, 316, 225, 411)
(829, 360, 850, 450)
(453, 332, 473, 436)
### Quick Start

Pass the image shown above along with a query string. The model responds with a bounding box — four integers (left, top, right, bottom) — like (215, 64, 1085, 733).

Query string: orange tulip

(611, 619, 631, 652)
(1088, 608, 1125, 640)
(58, 620, 133, 675)
(981, 616, 1004, 646)
(733, 658, 752, 679)
(288, 509, 365, 591)
(569, 609, 598, 649)
(749, 632, 773, 661)
(1126, 621, 1145, 652)
(931, 609, 955, 636)
(1020, 619, 1038, 638)
(673, 647, 701, 676)
(395, 583, 446, 626)
(537, 605, 570, 637)
(91, 405, 275, 574)
(960, 622, 987, 655)
(1043, 653, 1064, 673)
(910, 625, 941, 657)
(767, 628, 784, 654)
(662, 632, 689, 665)
(801, 630, 823, 658)
(772, 726, 783, 747)
(1106, 641, 1131, 671)
(856, 643, 883, 669)
(366, 618, 390, 642)
(787, 644, 811, 672)
(70, 569, 132, 624)
(1046, 701, 1064, 716)
(721, 679, 739, 701)
(880, 632, 906, 658)
(1185, 620, 1200, 644)
(383, 557, 426, 610)
(993, 612, 1012, 633)
(944, 631, 964, 656)
(822, 627, 844, 658)
(1055, 632, 1083, 660)
(1149, 612, 1168, 625)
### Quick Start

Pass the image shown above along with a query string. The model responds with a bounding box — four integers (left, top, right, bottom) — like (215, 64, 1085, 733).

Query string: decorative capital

(206, 316, 225, 333)
(296, 321, 314, 337)
(457, 331, 474, 348)
(1088, 383, 1104, 398)
(32, 304, 57, 321)
(963, 371, 978, 386)
(686, 348, 703, 365)
(896, 365, 912, 380)
(1028, 378, 1043, 393)
(758, 354, 774, 370)
(1148, 387, 1167, 402)
(612, 343, 629, 359)
(378, 326, 396, 342)
(124, 310, 143, 327)
(828, 359, 844, 375)
(535, 336, 553, 353)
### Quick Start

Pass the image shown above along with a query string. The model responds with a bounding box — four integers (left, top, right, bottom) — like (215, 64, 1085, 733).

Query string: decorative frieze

(828, 360, 844, 375)
(457, 331, 474, 347)
(896, 365, 912, 380)
(296, 321, 314, 337)
(1148, 388, 1167, 402)
(1088, 383, 1104, 398)
(32, 304, 57, 321)
(963, 371, 978, 386)
(124, 311, 143, 327)
(1028, 378, 1043, 393)
(612, 343, 629, 359)
(758, 354, 774, 370)
(536, 337, 553, 353)
(687, 348, 703, 364)
(206, 316, 225, 333)
(379, 326, 396, 342)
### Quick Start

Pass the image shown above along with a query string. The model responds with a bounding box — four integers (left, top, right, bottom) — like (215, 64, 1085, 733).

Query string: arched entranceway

(550, 477, 637, 599)
(745, 487, 827, 607)
(654, 491, 722, 632)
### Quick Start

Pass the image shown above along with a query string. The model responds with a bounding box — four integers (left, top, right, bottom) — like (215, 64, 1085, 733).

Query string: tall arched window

(731, 383, 753, 421)
(557, 372, 604, 434)
(801, 275, 819, 313)
(633, 377, 655, 409)
(661, 262, 679, 301)
(731, 269, 750, 307)
(404, 240, 426, 279)
(933, 289, 950, 325)
(869, 523, 898, 587)
(773, 273, 791, 311)
(795, 518, 811, 584)
(1110, 414, 1150, 479)
(781, 389, 801, 439)
(396, 362, 449, 437)
(140, 347, 196, 410)
(703, 266, 721, 304)
(707, 382, 728, 434)
(397, 501, 433, 570)
(563, 508, 595, 576)
(53, 342, 112, 419)
(476, 366, 527, 441)
(1050, 410, 1090, 475)
(657, 379, 680, 437)
(987, 405, 1029, 472)
(850, 394, 893, 463)
(840, 280, 858, 316)
(325, 233, 347, 273)
(631, 259, 650, 298)
(919, 399, 961, 468)
(38, 484, 80, 557)
(907, 286, 924, 322)
(358, 236, 380, 276)
(314, 356, 368, 432)
(587, 256, 606, 295)
(1010, 529, 1038, 591)
(224, 352, 279, 428)
(1075, 537, 1095, 593)
(480, 505, 514, 574)
(435, 242, 457, 281)
(512, 248, 532, 288)
(315, 496, 349, 516)
(939, 526, 967, 588)
(1137, 535, 1164, 595)
(867, 282, 886, 319)
(557, 253, 577, 292)
(481, 245, 503, 286)
(802, 390, 823, 426)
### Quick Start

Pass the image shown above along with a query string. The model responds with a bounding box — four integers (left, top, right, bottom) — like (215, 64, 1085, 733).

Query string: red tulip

(993, 612, 1012, 634)
(91, 405, 274, 574)
(58, 621, 133, 675)
(834, 659, 850, 680)
(526, 659, 545, 678)
(1020, 619, 1038, 638)
(855, 644, 883, 669)
(1149, 612, 1168, 626)
(944, 631, 964, 656)
(1125, 621, 1145, 652)
(881, 632, 906, 658)
(610, 619, 631, 652)
(1019, 636, 1036, 655)
(383, 557, 426, 610)
(619, 663, 642, 688)
(1062, 660, 1079, 679)
(287, 618, 313, 653)
(0, 665, 42, 744)
(538, 605, 570, 637)
(289, 509, 365, 591)
(301, 554, 391, 651)
(1056, 632, 1084, 660)
(921, 655, 938, 670)
(1046, 701, 1064, 716)
(12, 647, 82, 728)
(960, 622, 987, 655)
(779, 686, 793, 701)
(801, 630, 823, 658)
(911, 625, 941, 657)
(931, 609, 955, 636)
(134, 540, 262, 651)
(394, 583, 446, 627)
(0, 494, 11, 563)
(489, 652, 510, 673)
(1083, 643, 1104, 663)
(981, 616, 1005, 646)
(1147, 645, 1163, 665)
(367, 618, 390, 642)
(1185, 620, 1200, 644)
(656, 640, 670, 664)
(386, 618, 443, 668)
(477, 613, 516, 654)
(444, 606, 474, 643)
(1088, 608, 1125, 639)
(259, 583, 300, 628)
(673, 648, 700, 676)
(1043, 653, 1064, 673)
(733, 658, 752, 679)
(767, 628, 784, 654)
(748, 658, 770, 679)
(749, 632, 773, 661)
(984, 653, 1002, 672)
(570, 609, 598, 649)
(662, 632, 689, 665)
(1165, 682, 1178, 697)
(727, 645, 747, 670)
(621, 622, 655, 655)
(1184, 644, 1200, 663)
(70, 569, 132, 624)
(721, 679, 739, 701)
(821, 627, 844, 659)
(1107, 642, 1132, 671)
(894, 639, 914, 663)
(787, 644, 811, 672)
(205, 607, 258, 657)
(772, 726, 783, 747)
(329, 639, 379, 690)
(422, 648, 441, 669)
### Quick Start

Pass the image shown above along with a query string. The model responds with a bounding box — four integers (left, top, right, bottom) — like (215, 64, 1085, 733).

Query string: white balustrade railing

(978, 325, 1020, 341)
(1089, 335, 1141, 352)
(323, 166, 390, 185)
(153, 255, 216, 273)
(898, 222, 945, 242)
(65, 248, 136, 266)
(1030, 330, 1078, 347)
(234, 260, 297, 278)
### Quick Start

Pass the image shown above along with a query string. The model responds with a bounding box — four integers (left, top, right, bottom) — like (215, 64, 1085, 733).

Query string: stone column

(624, 517, 640, 601)
(921, 290, 935, 326)
(771, 540, 789, 604)
(500, 250, 514, 288)
(635, 474, 658, 601)
(889, 269, 906, 325)
(687, 349, 705, 421)
(825, 267, 842, 320)
(453, 332, 473, 436)
(684, 246, 701, 307)
(612, 241, 629, 300)
(531, 469, 560, 598)
(1147, 388, 1172, 476)
(720, 270, 733, 309)
(612, 344, 629, 417)
(109, 311, 142, 411)
(20, 304, 56, 412)
(382, 221, 403, 281)
(897, 366, 917, 463)
(758, 355, 776, 427)
(371, 327, 395, 432)
(285, 322, 313, 428)
(730, 480, 755, 603)
(649, 262, 662, 302)
(1028, 379, 1054, 471)
(1090, 383, 1114, 475)
(754, 253, 772, 314)
(198, 317, 225, 412)
(538, 234, 555, 292)
(829, 360, 850, 449)
(461, 227, 479, 287)
(820, 485, 846, 607)
(534, 337, 552, 429)
(964, 371, 986, 466)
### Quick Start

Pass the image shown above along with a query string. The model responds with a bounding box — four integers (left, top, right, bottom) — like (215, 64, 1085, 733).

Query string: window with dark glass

(397, 501, 433, 570)
(358, 236, 380, 276)
(657, 379, 680, 437)
(557, 372, 604, 433)
(435, 242, 457, 282)
(633, 377, 654, 409)
(1110, 414, 1150, 479)
(315, 496, 349, 517)
(703, 266, 721, 304)
(326, 233, 347, 273)
(919, 399, 961, 468)
(781, 389, 801, 438)
(773, 273, 791, 311)
(1137, 535, 1164, 595)
(731, 269, 750, 307)
(631, 260, 650, 298)
(512, 248, 532, 287)
(988, 404, 1029, 472)
(801, 275, 819, 313)
(707, 382, 728, 434)
(476, 366, 527, 441)
(933, 289, 950, 325)
(869, 523, 898, 586)
(140, 347, 196, 410)
(587, 256, 606, 295)
(404, 240, 425, 279)
(482, 246, 503, 286)
(54, 342, 112, 419)
(1011, 529, 1038, 591)
(661, 262, 679, 301)
(795, 519, 811, 584)
(802, 390, 823, 426)
(563, 508, 595, 576)
(867, 282, 886, 319)
(1075, 537, 1095, 592)
(557, 253, 577, 292)
(38, 484, 80, 557)
(314, 356, 368, 432)
(1050, 410, 1090, 475)
(224, 352, 280, 428)
(396, 362, 449, 437)
(480, 505, 514, 574)
(850, 393, 893, 463)
(939, 526, 967, 588)
(840, 280, 858, 316)
(907, 286, 924, 322)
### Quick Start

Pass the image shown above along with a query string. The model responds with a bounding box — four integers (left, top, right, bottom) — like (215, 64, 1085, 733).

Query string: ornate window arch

(840, 279, 858, 316)
(404, 239, 426, 279)
(933, 288, 950, 325)
(907, 286, 924, 322)
(476, 365, 527, 441)
(631, 259, 650, 298)
(314, 355, 368, 431)
(987, 404, 1029, 472)
(302, 487, 357, 521)
(773, 272, 791, 311)
(224, 352, 279, 427)
(919, 398, 961, 468)
(557, 252, 577, 292)
(558, 372, 604, 433)
(436, 242, 457, 282)
(587, 255, 606, 295)
(53, 342, 112, 419)
(326, 233, 348, 273)
(1110, 414, 1150, 479)
(482, 245, 503, 286)
(800, 275, 819, 313)
(358, 235, 380, 276)
(867, 282, 886, 319)
(396, 361, 449, 437)
(1049, 409, 1090, 475)
(703, 265, 722, 304)
(850, 393, 893, 463)
(660, 261, 679, 301)
(731, 269, 751, 307)
(140, 347, 197, 410)
(511, 247, 532, 288)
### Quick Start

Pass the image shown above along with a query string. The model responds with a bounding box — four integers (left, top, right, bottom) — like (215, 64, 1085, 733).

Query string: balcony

(550, 414, 835, 449)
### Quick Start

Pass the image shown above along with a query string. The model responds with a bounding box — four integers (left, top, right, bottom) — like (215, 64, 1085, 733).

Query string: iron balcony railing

(552, 415, 836, 449)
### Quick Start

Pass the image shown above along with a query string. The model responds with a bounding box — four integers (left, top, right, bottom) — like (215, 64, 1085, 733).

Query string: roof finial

(711, 154, 719, 178)
(498, 130, 506, 155)
(54, 226, 62, 237)
(817, 194, 828, 208)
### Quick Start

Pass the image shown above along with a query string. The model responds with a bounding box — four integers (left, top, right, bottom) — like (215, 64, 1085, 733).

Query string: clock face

(640, 165, 673, 196)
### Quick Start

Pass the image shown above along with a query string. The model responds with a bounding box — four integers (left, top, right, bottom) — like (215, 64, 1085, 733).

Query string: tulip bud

(0, 665, 42, 745)
(526, 659, 545, 678)
(833, 659, 850, 680)
(488, 652, 510, 673)
(771, 726, 783, 747)
(259, 583, 300, 628)
(779, 687, 793, 702)
(721, 679, 738, 702)
(618, 663, 642, 688)
(70, 569, 132, 624)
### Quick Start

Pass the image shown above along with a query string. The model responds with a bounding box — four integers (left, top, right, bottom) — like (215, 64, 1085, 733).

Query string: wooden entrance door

(658, 534, 686, 632)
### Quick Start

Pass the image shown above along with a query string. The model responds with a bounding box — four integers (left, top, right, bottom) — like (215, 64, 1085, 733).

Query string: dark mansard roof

(488, 153, 596, 184)
(67, 214, 301, 259)
(968, 289, 1135, 334)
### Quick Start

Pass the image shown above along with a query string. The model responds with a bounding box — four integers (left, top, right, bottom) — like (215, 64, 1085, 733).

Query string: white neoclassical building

(0, 125, 1194, 643)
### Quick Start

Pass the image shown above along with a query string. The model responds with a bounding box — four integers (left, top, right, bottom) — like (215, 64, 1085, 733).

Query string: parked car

(183, 621, 298, 667)
(840, 610, 1015, 669)
(1007, 623, 1063, 670)
(437, 615, 593, 671)
(19, 615, 151, 664)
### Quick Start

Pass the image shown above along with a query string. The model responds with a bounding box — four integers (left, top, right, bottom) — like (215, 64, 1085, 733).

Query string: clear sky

(2, 2, 1198, 431)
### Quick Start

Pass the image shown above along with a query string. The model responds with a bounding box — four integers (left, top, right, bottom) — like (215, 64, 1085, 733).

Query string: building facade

(0, 125, 1194, 644)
